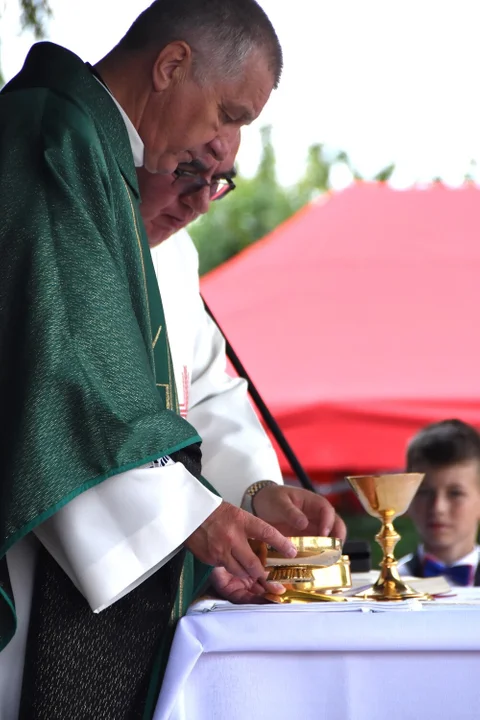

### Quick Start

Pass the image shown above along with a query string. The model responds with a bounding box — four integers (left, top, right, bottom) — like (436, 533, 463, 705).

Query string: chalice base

(354, 565, 428, 601)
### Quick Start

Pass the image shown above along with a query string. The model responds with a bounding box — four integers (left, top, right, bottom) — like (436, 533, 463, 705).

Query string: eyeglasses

(172, 168, 236, 201)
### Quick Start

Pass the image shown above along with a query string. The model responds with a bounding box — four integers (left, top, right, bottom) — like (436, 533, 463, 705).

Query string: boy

(399, 419, 480, 586)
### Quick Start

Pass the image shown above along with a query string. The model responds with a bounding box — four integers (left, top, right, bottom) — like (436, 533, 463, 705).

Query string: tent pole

(202, 297, 317, 493)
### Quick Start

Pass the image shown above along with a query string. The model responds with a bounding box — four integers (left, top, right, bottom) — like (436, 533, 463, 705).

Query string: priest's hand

(209, 567, 286, 604)
(185, 502, 297, 581)
(252, 485, 347, 540)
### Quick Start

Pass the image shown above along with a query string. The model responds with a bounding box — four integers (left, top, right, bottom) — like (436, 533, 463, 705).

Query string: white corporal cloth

(154, 588, 480, 720)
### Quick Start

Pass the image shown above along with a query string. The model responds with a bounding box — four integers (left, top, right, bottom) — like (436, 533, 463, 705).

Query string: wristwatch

(241, 481, 277, 515)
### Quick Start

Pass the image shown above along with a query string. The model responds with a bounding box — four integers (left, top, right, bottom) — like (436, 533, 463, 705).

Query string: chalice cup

(347, 473, 427, 601)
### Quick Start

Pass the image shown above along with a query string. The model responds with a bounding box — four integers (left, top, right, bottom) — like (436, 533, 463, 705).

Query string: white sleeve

(189, 305, 283, 507)
(34, 460, 222, 613)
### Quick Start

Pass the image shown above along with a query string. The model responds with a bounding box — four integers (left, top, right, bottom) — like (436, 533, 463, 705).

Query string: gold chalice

(347, 473, 427, 601)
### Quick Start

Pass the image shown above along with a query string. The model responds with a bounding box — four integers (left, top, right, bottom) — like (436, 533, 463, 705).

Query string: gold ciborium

(262, 537, 350, 602)
(347, 473, 427, 601)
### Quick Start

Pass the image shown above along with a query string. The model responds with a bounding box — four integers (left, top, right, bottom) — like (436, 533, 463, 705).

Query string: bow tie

(423, 558, 473, 586)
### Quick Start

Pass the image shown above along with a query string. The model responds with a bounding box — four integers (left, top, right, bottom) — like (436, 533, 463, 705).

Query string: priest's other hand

(252, 485, 347, 540)
(209, 567, 285, 604)
(185, 502, 297, 581)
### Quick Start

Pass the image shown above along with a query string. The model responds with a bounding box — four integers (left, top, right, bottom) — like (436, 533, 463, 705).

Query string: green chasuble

(0, 41, 215, 714)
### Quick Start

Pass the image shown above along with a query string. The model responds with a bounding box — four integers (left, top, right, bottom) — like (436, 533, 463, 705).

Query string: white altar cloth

(154, 590, 480, 720)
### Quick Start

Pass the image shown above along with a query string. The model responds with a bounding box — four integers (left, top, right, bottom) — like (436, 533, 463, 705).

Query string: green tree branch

(19, 0, 52, 37)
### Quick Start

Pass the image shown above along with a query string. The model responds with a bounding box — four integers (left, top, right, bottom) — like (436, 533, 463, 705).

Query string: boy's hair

(406, 419, 480, 471)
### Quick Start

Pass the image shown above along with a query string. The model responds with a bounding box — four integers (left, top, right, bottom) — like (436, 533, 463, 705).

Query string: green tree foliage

(190, 126, 300, 275)
(190, 128, 390, 276)
(18, 0, 52, 36)
(373, 163, 395, 182)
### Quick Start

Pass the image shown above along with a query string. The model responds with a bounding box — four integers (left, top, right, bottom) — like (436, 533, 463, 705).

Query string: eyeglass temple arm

(202, 296, 316, 493)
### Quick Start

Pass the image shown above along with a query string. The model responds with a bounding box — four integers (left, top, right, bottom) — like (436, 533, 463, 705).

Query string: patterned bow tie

(423, 558, 473, 586)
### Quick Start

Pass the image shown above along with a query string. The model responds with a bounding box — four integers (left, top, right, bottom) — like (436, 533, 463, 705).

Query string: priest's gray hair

(118, 0, 283, 88)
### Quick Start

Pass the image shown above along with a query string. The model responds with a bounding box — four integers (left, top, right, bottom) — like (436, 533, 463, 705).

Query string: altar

(154, 588, 480, 720)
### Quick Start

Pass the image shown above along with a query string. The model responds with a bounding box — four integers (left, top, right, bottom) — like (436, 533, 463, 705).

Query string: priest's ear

(152, 41, 193, 90)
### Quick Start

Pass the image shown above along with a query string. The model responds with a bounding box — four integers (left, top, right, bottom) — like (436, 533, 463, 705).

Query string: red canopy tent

(201, 182, 480, 480)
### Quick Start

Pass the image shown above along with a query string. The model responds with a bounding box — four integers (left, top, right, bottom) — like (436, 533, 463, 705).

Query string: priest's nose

(207, 137, 227, 162)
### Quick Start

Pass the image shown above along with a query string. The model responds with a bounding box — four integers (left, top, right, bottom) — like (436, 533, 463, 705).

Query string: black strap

(203, 297, 316, 493)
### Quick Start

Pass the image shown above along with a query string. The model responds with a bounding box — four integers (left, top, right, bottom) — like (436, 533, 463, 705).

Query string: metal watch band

(241, 481, 277, 515)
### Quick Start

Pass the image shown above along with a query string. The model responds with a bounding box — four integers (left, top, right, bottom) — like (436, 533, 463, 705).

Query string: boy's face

(409, 460, 480, 561)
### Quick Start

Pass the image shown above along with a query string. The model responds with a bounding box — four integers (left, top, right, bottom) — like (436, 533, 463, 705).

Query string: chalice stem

(376, 513, 400, 576)
(372, 512, 415, 597)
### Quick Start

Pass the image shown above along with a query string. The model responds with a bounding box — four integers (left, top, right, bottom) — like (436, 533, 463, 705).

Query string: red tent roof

(201, 182, 480, 473)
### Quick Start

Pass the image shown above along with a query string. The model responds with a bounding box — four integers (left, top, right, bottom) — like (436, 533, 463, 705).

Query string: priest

(138, 147, 347, 602)
(0, 1, 297, 718)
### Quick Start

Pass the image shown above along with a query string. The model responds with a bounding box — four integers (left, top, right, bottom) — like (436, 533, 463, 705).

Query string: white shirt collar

(93, 77, 144, 167)
(418, 544, 480, 569)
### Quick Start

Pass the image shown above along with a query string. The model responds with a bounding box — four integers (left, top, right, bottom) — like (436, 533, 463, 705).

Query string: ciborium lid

(265, 536, 342, 567)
